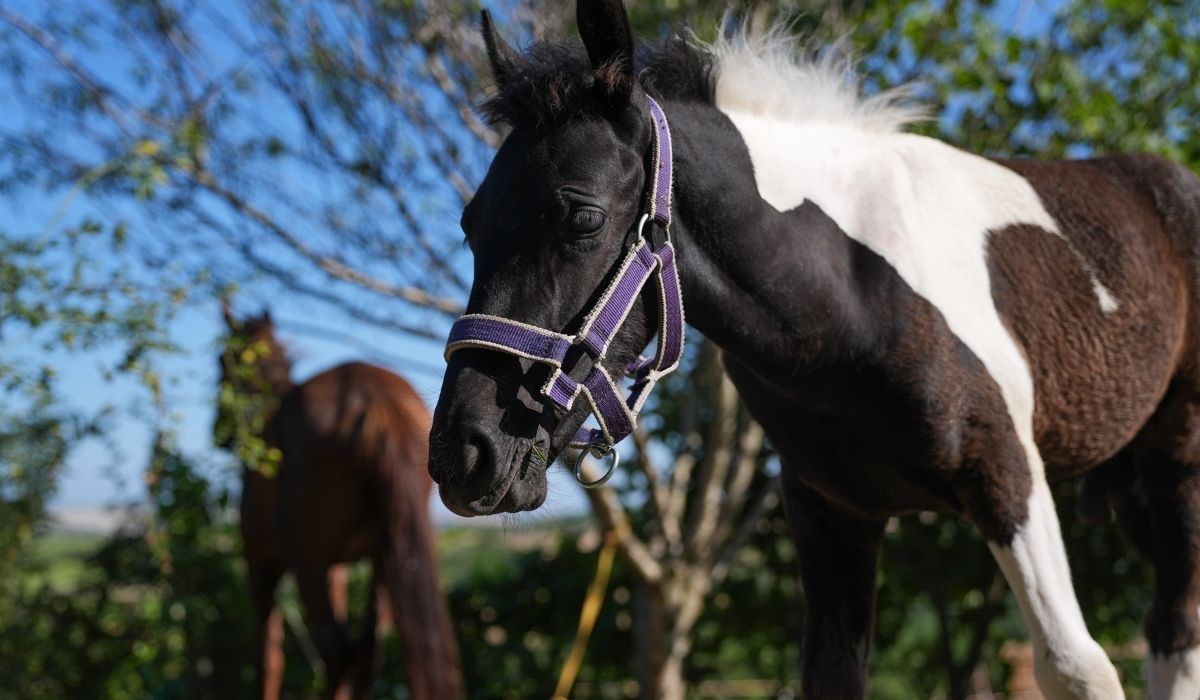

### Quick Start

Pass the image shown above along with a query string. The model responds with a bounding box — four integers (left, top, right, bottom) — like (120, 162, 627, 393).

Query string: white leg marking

(1148, 645, 1200, 700)
(990, 480, 1124, 700)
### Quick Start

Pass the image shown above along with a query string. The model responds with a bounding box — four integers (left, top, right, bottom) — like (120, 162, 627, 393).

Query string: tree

(0, 0, 515, 343)
(574, 342, 779, 699)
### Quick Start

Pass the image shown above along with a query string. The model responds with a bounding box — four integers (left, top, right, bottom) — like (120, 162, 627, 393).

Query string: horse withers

(429, 2, 1200, 698)
(218, 309, 461, 700)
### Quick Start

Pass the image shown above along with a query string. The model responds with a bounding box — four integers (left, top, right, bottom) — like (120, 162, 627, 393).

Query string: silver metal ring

(574, 443, 619, 489)
(635, 212, 651, 238)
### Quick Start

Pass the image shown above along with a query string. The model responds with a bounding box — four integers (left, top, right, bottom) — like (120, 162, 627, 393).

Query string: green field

(19, 531, 105, 592)
(20, 520, 584, 594)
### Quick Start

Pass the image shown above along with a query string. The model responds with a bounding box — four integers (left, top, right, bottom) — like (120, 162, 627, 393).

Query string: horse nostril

(461, 431, 492, 483)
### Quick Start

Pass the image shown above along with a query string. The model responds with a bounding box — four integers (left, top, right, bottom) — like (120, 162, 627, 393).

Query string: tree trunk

(635, 583, 689, 700)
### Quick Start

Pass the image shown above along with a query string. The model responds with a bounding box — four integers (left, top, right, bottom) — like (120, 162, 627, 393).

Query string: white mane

(703, 25, 925, 134)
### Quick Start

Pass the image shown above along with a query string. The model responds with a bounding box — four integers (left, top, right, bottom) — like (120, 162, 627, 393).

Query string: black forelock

(480, 36, 715, 128)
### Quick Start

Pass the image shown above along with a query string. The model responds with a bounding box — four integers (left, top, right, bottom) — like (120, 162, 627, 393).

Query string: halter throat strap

(444, 96, 684, 476)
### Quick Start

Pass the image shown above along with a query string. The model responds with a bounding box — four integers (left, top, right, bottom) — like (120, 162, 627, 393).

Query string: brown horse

(217, 309, 461, 700)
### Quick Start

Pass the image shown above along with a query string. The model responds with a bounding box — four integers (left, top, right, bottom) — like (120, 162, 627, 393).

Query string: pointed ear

(577, 0, 635, 103)
(221, 298, 236, 329)
(259, 309, 273, 327)
(481, 9, 523, 87)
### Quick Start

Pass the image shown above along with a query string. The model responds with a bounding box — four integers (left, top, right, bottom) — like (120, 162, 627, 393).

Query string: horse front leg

(783, 478, 886, 700)
(246, 560, 285, 700)
(347, 568, 387, 700)
(295, 564, 353, 700)
(963, 442, 1124, 700)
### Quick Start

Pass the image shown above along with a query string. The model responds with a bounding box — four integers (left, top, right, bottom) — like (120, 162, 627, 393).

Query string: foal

(217, 310, 461, 700)
(429, 2, 1200, 698)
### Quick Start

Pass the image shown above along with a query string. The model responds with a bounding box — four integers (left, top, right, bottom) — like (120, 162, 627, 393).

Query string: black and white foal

(429, 2, 1200, 698)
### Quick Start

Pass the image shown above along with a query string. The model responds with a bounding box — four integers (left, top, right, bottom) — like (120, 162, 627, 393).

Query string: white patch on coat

(1148, 645, 1200, 700)
(1094, 281, 1120, 313)
(713, 111, 1051, 472)
(710, 30, 1125, 698)
(1042, 228, 1120, 314)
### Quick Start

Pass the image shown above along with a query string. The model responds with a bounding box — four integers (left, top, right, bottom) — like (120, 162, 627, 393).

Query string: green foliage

(0, 219, 188, 567)
(0, 442, 254, 698)
(0, 400, 74, 575)
(213, 332, 283, 478)
(427, 517, 802, 700)
(0, 443, 1158, 699)
(1, 221, 181, 393)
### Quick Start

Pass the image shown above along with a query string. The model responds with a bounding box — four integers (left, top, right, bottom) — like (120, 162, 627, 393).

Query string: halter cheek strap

(444, 96, 685, 487)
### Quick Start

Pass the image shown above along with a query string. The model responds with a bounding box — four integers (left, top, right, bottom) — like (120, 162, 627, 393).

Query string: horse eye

(567, 206, 606, 236)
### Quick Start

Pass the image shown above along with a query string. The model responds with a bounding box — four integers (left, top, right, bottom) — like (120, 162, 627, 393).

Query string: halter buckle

(574, 441, 619, 489)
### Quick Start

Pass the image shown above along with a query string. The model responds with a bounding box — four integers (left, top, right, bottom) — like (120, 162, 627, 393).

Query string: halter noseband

(444, 96, 685, 489)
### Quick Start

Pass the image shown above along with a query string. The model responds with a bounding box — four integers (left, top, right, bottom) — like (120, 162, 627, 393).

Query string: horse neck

(666, 100, 873, 375)
(258, 355, 295, 401)
(248, 359, 293, 447)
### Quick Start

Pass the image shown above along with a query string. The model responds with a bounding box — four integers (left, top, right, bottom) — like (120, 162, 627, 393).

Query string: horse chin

(493, 465, 548, 514)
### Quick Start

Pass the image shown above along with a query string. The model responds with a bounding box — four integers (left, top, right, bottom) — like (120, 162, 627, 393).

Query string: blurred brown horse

(216, 309, 461, 700)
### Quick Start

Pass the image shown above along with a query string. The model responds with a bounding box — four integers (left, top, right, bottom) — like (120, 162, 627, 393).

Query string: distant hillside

(46, 505, 142, 536)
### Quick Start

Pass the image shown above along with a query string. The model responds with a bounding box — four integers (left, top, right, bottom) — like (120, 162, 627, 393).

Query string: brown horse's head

(428, 0, 662, 516)
(214, 304, 293, 451)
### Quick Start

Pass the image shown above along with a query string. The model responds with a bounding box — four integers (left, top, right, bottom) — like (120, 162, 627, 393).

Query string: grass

(20, 531, 104, 592)
(20, 519, 589, 595)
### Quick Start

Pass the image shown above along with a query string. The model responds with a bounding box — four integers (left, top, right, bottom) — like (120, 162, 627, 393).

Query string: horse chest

(726, 353, 982, 515)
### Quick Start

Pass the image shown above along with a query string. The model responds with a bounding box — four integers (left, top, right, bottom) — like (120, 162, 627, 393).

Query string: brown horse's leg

(247, 562, 285, 700)
(783, 474, 886, 700)
(328, 564, 349, 623)
(296, 565, 353, 700)
(347, 565, 387, 700)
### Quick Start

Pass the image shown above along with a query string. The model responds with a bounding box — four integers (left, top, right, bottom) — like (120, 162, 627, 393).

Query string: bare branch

(273, 317, 445, 378)
(666, 345, 708, 531)
(408, 10, 501, 149)
(577, 461, 663, 585)
(185, 167, 464, 316)
(0, 7, 169, 135)
(710, 475, 781, 585)
(183, 202, 448, 341)
(683, 358, 740, 562)
(426, 51, 501, 150)
(284, 90, 470, 292)
(712, 418, 766, 547)
(633, 425, 679, 549)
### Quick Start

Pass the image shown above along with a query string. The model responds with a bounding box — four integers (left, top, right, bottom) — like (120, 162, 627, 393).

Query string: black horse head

(429, 0, 664, 516)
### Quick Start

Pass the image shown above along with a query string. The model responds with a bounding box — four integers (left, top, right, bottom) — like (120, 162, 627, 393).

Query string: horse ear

(221, 298, 236, 329)
(577, 0, 635, 103)
(481, 10, 522, 87)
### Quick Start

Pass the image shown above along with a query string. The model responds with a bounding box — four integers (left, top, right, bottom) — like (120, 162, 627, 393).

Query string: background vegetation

(3, 0, 1197, 697)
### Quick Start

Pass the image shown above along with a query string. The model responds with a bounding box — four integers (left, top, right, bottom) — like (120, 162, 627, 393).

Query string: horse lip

(464, 445, 525, 515)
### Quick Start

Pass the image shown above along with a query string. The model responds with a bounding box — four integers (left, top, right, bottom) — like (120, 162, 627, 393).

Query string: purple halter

(444, 96, 685, 488)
